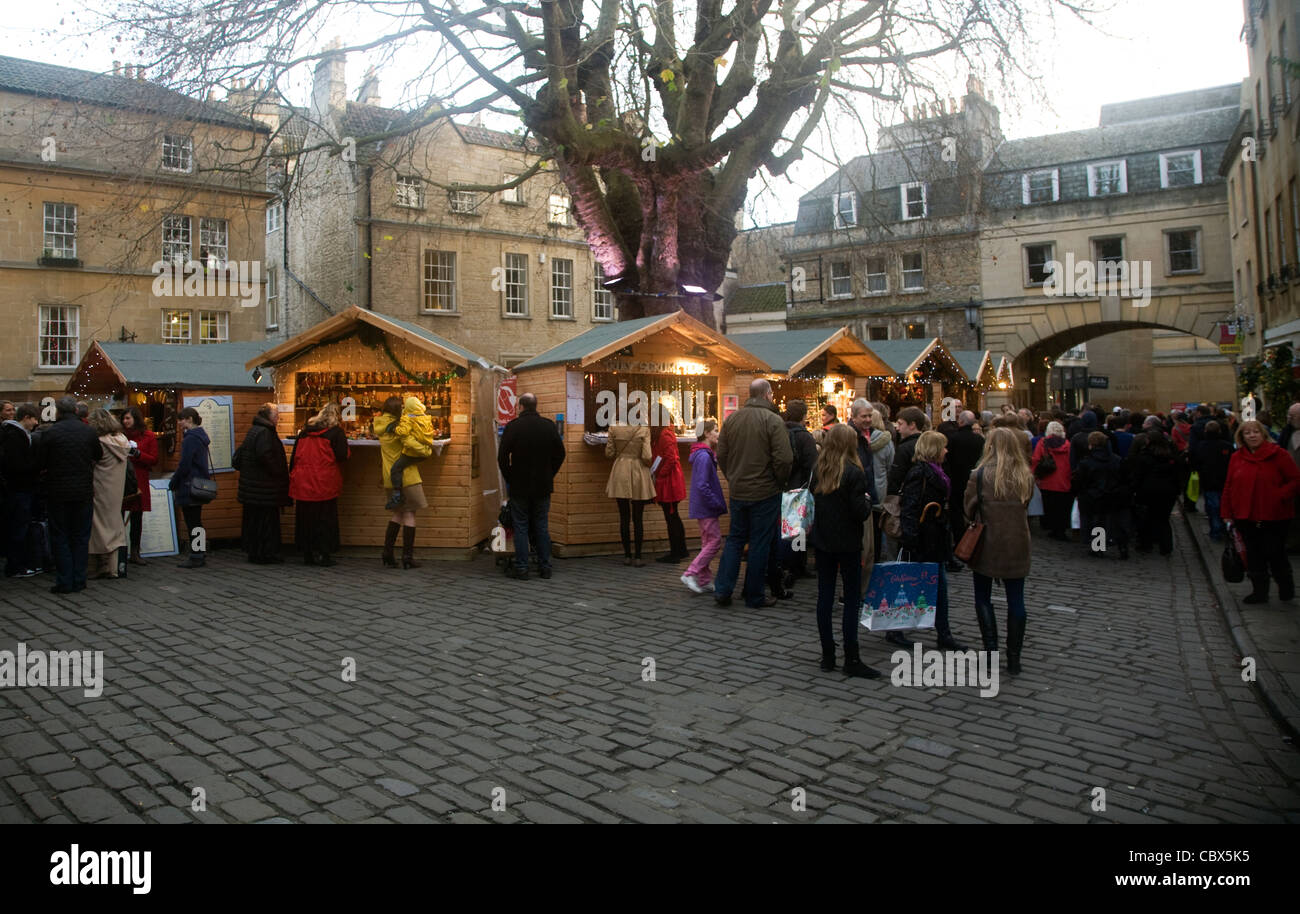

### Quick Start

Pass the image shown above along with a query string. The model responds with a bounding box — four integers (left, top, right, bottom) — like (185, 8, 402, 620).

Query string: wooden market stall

(247, 306, 504, 557)
(511, 310, 771, 557)
(853, 338, 974, 419)
(66, 341, 275, 543)
(724, 327, 894, 424)
(952, 349, 996, 411)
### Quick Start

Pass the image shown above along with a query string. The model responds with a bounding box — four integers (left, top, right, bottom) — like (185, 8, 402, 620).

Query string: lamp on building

(252, 366, 263, 383)
(118, 326, 137, 343)
(681, 283, 724, 302)
(964, 297, 982, 349)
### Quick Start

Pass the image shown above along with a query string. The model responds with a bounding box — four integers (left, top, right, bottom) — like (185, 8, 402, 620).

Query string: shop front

(248, 306, 503, 557)
(725, 327, 894, 425)
(510, 311, 771, 556)
(66, 341, 275, 546)
(854, 338, 974, 420)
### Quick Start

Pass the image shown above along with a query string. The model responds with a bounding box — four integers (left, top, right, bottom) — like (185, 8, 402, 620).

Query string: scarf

(927, 461, 951, 495)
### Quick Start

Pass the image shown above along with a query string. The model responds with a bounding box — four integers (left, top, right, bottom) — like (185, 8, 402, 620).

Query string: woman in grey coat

(963, 427, 1034, 675)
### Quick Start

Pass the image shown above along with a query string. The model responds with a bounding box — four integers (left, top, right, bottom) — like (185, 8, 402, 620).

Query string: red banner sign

(496, 377, 518, 425)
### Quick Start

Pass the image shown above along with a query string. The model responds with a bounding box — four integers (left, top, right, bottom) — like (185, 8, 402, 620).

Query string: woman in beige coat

(88, 408, 130, 579)
(605, 423, 654, 565)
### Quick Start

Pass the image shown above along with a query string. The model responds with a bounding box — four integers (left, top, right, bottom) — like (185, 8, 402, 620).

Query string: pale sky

(3, 0, 1249, 226)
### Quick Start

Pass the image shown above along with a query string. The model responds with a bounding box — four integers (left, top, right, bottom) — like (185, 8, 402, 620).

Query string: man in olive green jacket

(712, 379, 794, 608)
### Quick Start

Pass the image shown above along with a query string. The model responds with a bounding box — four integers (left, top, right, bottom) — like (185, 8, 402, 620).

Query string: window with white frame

(198, 217, 228, 267)
(422, 250, 457, 312)
(43, 203, 77, 258)
(396, 175, 424, 208)
(161, 134, 193, 173)
(266, 267, 279, 329)
(865, 257, 887, 293)
(449, 190, 480, 214)
(548, 193, 571, 226)
(1087, 160, 1127, 196)
(266, 201, 282, 234)
(593, 264, 615, 320)
(1092, 236, 1126, 283)
(161, 215, 191, 264)
(901, 252, 924, 290)
(829, 261, 852, 298)
(1165, 228, 1201, 274)
(1159, 150, 1203, 188)
(504, 253, 529, 315)
(38, 305, 79, 368)
(1024, 243, 1055, 286)
(901, 182, 927, 219)
(198, 310, 228, 343)
(502, 173, 524, 204)
(1022, 169, 1059, 204)
(551, 258, 574, 318)
(161, 309, 191, 344)
(833, 191, 858, 228)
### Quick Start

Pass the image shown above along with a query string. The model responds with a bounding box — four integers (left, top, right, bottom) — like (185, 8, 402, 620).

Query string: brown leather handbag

(953, 468, 985, 563)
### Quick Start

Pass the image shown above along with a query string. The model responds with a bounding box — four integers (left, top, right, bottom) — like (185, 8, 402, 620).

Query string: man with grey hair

(713, 378, 793, 608)
(34, 397, 102, 593)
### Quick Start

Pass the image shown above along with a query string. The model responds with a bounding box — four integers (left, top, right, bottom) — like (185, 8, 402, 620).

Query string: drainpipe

(364, 165, 374, 310)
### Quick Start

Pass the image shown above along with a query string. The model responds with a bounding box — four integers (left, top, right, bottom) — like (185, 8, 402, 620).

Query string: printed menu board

(139, 480, 179, 557)
(182, 395, 235, 472)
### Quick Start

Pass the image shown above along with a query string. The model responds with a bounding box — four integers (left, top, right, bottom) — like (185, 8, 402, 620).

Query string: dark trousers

(48, 499, 93, 591)
(181, 504, 204, 554)
(1136, 496, 1176, 554)
(4, 491, 35, 575)
(390, 454, 423, 491)
(128, 509, 144, 556)
(1238, 519, 1293, 594)
(713, 494, 780, 607)
(815, 548, 862, 653)
(974, 572, 1027, 621)
(616, 498, 647, 558)
(659, 501, 687, 557)
(1040, 489, 1072, 536)
(510, 495, 552, 571)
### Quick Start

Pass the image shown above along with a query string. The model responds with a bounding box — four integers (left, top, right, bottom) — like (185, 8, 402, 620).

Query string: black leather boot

(1243, 577, 1269, 604)
(820, 643, 837, 672)
(1006, 615, 1026, 675)
(842, 644, 881, 679)
(401, 525, 420, 569)
(382, 522, 400, 567)
(974, 601, 999, 654)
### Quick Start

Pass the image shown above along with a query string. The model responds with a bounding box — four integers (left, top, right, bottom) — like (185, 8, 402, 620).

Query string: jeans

(4, 491, 34, 575)
(815, 548, 862, 653)
(973, 572, 1027, 621)
(1204, 490, 1224, 539)
(713, 494, 780, 607)
(510, 495, 552, 571)
(48, 499, 93, 591)
(685, 517, 721, 585)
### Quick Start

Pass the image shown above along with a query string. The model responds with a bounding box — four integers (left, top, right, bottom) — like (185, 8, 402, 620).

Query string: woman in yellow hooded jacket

(373, 395, 433, 568)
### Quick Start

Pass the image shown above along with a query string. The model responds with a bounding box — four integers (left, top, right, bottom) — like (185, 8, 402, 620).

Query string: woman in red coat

(652, 425, 689, 563)
(1221, 419, 1300, 603)
(121, 407, 159, 566)
(1030, 420, 1072, 540)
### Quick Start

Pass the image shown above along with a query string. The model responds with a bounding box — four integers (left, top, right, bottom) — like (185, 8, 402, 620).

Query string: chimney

(136, 65, 145, 81)
(312, 38, 347, 118)
(112, 60, 120, 77)
(356, 65, 381, 106)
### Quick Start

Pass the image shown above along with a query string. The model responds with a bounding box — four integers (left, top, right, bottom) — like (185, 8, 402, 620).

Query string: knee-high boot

(974, 600, 999, 654)
(1006, 615, 1026, 675)
(382, 522, 400, 567)
(401, 525, 420, 569)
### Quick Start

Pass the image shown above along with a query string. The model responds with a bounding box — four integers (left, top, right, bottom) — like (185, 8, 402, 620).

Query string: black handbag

(1034, 449, 1057, 479)
(1221, 526, 1245, 583)
(188, 444, 218, 504)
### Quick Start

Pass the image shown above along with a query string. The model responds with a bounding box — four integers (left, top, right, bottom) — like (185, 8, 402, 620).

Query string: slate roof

(1099, 84, 1240, 126)
(802, 145, 948, 201)
(728, 283, 787, 314)
(951, 349, 992, 383)
(452, 121, 541, 152)
(514, 315, 668, 369)
(0, 54, 265, 132)
(987, 106, 1240, 172)
(91, 342, 274, 389)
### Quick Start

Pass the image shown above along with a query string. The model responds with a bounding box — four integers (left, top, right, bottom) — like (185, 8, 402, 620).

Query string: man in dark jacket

(232, 405, 290, 564)
(775, 399, 818, 589)
(497, 392, 565, 580)
(2, 403, 42, 577)
(1068, 410, 1104, 471)
(886, 406, 927, 496)
(942, 410, 984, 565)
(34, 397, 102, 593)
(714, 379, 793, 608)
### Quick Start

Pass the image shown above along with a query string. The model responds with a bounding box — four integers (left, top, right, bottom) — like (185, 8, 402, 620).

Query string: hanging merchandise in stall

(724, 327, 894, 427)
(511, 310, 771, 556)
(854, 338, 974, 416)
(247, 306, 505, 557)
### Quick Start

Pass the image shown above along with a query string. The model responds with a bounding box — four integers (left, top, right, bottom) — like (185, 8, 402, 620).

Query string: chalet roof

(951, 349, 994, 385)
(862, 339, 970, 381)
(73, 342, 275, 391)
(515, 311, 770, 372)
(725, 328, 893, 379)
(0, 54, 266, 132)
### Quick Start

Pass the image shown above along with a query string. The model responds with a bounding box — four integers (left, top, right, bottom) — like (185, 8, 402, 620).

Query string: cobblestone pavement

(1, 514, 1298, 824)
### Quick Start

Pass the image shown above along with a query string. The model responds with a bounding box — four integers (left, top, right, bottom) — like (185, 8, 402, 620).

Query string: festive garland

(378, 334, 465, 387)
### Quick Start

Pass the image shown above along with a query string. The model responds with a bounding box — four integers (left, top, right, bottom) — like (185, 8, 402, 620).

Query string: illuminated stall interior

(853, 338, 974, 417)
(952, 349, 996, 410)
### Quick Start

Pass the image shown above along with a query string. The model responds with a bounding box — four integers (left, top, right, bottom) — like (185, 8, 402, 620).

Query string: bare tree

(102, 0, 1094, 327)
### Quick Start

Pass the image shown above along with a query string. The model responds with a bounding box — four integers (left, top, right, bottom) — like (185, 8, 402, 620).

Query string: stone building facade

(0, 55, 271, 401)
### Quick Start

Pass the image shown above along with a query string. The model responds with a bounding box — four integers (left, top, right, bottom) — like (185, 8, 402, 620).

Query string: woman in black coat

(232, 404, 290, 564)
(1072, 431, 1131, 559)
(1190, 420, 1232, 541)
(810, 423, 878, 678)
(1125, 428, 1183, 555)
(900, 431, 968, 651)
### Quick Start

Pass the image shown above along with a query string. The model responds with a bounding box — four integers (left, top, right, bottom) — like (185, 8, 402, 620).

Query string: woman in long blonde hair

(963, 426, 1034, 674)
(809, 423, 880, 678)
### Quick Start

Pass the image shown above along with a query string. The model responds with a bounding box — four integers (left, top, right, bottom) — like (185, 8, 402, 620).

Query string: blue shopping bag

(859, 560, 939, 631)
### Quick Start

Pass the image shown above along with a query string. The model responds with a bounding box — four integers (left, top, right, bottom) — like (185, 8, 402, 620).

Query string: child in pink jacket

(682, 419, 727, 593)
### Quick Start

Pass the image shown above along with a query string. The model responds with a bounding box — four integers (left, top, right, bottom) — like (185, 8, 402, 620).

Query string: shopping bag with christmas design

(859, 561, 939, 631)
